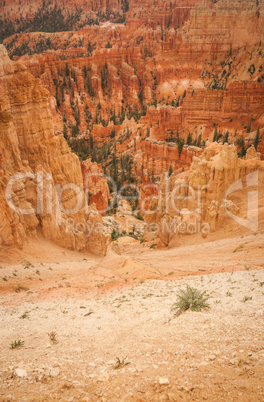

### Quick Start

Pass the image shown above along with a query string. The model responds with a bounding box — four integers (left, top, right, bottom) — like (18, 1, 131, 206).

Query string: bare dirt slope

(0, 233, 264, 401)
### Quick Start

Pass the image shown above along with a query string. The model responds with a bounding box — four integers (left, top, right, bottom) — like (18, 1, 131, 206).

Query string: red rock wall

(0, 45, 107, 255)
(2, 0, 264, 182)
(135, 139, 203, 176)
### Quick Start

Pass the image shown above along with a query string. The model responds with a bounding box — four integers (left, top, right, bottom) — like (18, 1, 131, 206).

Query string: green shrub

(10, 340, 24, 350)
(171, 285, 210, 316)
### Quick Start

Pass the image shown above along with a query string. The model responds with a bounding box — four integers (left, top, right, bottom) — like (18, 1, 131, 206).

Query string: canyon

(0, 2, 264, 400)
(0, 0, 263, 252)
(0, 0, 263, 251)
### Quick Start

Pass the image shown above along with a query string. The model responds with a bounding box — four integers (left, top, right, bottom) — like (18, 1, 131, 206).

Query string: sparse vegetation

(114, 357, 131, 369)
(14, 286, 29, 293)
(48, 331, 58, 344)
(21, 260, 33, 268)
(171, 285, 210, 316)
(20, 312, 29, 319)
(242, 296, 252, 302)
(10, 340, 25, 350)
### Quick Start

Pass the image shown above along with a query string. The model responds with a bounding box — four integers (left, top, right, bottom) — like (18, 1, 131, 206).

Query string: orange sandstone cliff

(0, 45, 107, 255)
(142, 142, 264, 247)
(1, 0, 264, 213)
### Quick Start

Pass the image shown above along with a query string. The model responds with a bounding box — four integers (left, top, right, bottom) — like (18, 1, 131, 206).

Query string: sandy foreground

(0, 233, 264, 401)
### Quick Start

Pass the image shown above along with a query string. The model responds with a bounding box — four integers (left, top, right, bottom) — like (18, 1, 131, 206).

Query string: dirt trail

(0, 234, 263, 401)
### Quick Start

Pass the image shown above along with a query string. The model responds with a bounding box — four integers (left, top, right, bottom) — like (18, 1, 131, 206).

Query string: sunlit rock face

(142, 142, 264, 247)
(3, 0, 263, 156)
(1, 0, 264, 244)
(0, 45, 107, 255)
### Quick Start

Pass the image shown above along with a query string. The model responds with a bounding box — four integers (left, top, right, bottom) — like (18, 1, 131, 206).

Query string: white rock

(50, 367, 61, 377)
(255, 310, 263, 317)
(159, 377, 169, 385)
(97, 372, 109, 382)
(15, 369, 27, 377)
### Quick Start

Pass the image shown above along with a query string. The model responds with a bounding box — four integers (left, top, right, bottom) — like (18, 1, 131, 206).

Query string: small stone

(107, 360, 116, 365)
(50, 367, 61, 377)
(15, 369, 27, 377)
(97, 372, 109, 382)
(255, 310, 263, 317)
(199, 361, 208, 367)
(159, 377, 169, 385)
(213, 350, 220, 356)
(208, 354, 216, 361)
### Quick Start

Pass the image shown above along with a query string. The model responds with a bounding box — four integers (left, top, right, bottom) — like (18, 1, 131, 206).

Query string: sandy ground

(0, 233, 264, 401)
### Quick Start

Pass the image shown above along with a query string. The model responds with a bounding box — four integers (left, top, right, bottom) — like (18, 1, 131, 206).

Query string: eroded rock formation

(81, 158, 110, 214)
(1, 0, 264, 241)
(135, 139, 203, 177)
(3, 0, 263, 148)
(142, 142, 264, 247)
(0, 45, 107, 255)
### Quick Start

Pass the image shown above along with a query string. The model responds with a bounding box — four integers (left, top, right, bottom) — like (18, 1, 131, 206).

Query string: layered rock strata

(0, 45, 107, 255)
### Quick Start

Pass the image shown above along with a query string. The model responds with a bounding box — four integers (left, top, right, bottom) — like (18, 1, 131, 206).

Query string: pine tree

(254, 128, 260, 150)
(178, 138, 185, 156)
(87, 72, 95, 97)
(197, 134, 202, 148)
(65, 62, 69, 76)
(63, 124, 68, 140)
(186, 132, 192, 145)
(89, 133, 94, 150)
(223, 131, 229, 144)
(88, 41, 93, 55)
(110, 128, 116, 138)
(237, 137, 246, 158)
